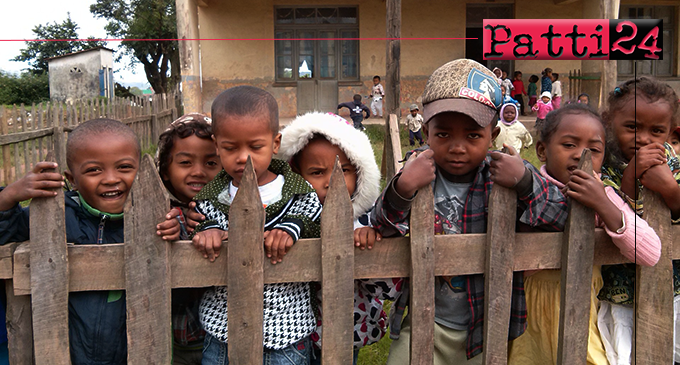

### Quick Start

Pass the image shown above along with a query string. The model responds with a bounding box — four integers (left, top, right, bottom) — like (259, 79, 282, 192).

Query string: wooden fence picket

(227, 157, 265, 365)
(409, 184, 435, 365)
(124, 154, 173, 364)
(321, 158, 355, 365)
(556, 150, 596, 365)
(636, 188, 674, 365)
(29, 152, 70, 364)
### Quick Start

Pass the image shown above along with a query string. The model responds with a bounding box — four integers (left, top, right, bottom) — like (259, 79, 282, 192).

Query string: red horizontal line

(0, 37, 477, 42)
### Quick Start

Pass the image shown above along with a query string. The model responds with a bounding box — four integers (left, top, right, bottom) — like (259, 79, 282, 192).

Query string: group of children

(0, 57, 677, 365)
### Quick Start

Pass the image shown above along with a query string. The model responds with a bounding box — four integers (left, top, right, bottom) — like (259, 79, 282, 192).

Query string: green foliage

(13, 14, 105, 75)
(0, 71, 49, 105)
(91, 0, 179, 94)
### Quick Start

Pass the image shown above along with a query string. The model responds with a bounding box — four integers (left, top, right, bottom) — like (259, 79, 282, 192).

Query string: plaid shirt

(372, 154, 568, 359)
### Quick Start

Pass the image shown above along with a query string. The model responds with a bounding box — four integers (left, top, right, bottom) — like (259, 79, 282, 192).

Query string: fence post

(5, 276, 34, 364)
(556, 149, 595, 365)
(382, 114, 402, 183)
(635, 188, 673, 365)
(124, 154, 173, 364)
(0, 107, 11, 185)
(409, 184, 435, 365)
(53, 127, 66, 174)
(228, 156, 265, 365)
(321, 158, 355, 364)
(482, 172, 517, 365)
(29, 152, 70, 364)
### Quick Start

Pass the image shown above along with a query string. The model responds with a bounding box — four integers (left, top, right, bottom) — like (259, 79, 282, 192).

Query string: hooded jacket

(278, 112, 402, 349)
(494, 104, 533, 151)
(0, 190, 127, 365)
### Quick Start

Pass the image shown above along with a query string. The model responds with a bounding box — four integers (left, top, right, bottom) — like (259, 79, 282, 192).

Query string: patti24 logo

(483, 19, 662, 61)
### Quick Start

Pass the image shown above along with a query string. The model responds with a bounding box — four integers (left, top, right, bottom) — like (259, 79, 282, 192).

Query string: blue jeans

(202, 333, 311, 365)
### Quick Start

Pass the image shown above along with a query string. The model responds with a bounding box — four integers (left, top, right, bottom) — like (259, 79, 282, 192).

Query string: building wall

(48, 49, 113, 103)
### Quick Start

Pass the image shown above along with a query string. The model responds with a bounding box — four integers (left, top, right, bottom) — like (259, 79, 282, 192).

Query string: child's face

(502, 71, 507, 79)
(65, 134, 139, 214)
(373, 78, 380, 85)
(163, 135, 221, 203)
(515, 73, 522, 80)
(410, 110, 418, 117)
(542, 96, 551, 103)
(536, 113, 605, 185)
(423, 112, 498, 180)
(578, 96, 589, 104)
(494, 70, 501, 78)
(669, 132, 680, 156)
(294, 138, 357, 204)
(502, 106, 516, 122)
(213, 115, 281, 187)
(501, 86, 506, 95)
(609, 97, 672, 162)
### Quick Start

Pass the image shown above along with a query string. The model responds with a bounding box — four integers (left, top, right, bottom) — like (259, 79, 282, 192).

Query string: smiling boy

(190, 85, 322, 365)
(0, 118, 140, 364)
(371, 59, 568, 365)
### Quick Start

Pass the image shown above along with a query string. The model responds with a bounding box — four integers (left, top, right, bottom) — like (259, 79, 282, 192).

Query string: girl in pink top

(508, 103, 660, 365)
(531, 91, 554, 133)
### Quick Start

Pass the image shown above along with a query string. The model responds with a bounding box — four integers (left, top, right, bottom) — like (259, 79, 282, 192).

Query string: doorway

(465, 4, 514, 74)
(295, 30, 339, 114)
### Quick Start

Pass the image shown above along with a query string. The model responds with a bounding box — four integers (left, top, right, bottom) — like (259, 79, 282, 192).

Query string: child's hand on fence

(156, 208, 182, 241)
(354, 226, 382, 250)
(564, 170, 607, 209)
(0, 162, 64, 211)
(185, 202, 205, 235)
(640, 163, 680, 197)
(395, 149, 435, 198)
(489, 145, 527, 189)
(264, 229, 293, 264)
(192, 228, 228, 262)
(631, 143, 667, 179)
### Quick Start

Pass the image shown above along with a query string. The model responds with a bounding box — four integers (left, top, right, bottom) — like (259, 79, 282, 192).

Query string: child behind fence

(493, 103, 532, 152)
(0, 119, 140, 364)
(507, 104, 661, 365)
(371, 59, 569, 365)
(279, 112, 402, 365)
(190, 86, 323, 365)
(597, 77, 680, 365)
(153, 113, 221, 365)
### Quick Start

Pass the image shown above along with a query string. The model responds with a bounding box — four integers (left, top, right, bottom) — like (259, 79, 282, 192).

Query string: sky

(0, 0, 149, 88)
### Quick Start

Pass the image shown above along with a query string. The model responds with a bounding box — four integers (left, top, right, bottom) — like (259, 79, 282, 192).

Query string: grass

(356, 123, 540, 365)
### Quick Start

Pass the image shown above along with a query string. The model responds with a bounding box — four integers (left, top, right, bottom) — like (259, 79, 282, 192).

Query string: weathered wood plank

(6, 279, 33, 365)
(0, 128, 54, 147)
(0, 107, 11, 184)
(227, 156, 265, 365)
(124, 154, 173, 364)
(0, 242, 18, 279)
(321, 159, 355, 364)
(635, 189, 673, 365)
(557, 150, 595, 365)
(409, 184, 435, 365)
(29, 153, 70, 364)
(482, 184, 516, 365)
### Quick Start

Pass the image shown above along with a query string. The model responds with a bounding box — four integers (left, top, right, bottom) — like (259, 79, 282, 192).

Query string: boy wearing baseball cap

(406, 104, 425, 146)
(371, 59, 568, 364)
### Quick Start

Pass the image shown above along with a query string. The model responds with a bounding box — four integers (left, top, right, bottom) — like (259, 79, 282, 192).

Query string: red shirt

(512, 80, 526, 97)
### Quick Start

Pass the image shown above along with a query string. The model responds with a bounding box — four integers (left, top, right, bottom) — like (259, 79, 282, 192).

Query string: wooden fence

(0, 93, 179, 185)
(0, 138, 677, 364)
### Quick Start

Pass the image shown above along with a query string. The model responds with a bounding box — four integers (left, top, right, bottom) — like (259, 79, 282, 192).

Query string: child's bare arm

(566, 170, 623, 231)
(192, 228, 228, 262)
(156, 207, 183, 241)
(264, 229, 293, 264)
(640, 163, 680, 219)
(621, 143, 666, 199)
(0, 162, 64, 211)
(354, 226, 382, 250)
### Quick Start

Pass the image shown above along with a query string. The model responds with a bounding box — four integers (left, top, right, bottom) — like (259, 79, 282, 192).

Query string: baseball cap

(422, 59, 503, 127)
(409, 104, 419, 111)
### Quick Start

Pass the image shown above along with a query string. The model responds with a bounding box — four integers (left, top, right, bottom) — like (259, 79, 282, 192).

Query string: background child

(493, 103, 532, 152)
(501, 85, 520, 108)
(371, 75, 385, 118)
(668, 126, 680, 156)
(191, 86, 322, 365)
(279, 112, 401, 365)
(541, 68, 553, 94)
(512, 71, 527, 116)
(578, 93, 590, 105)
(533, 91, 554, 132)
(501, 70, 514, 97)
(551, 73, 562, 109)
(338, 94, 370, 131)
(153, 113, 220, 365)
(0, 118, 140, 364)
(528, 75, 539, 111)
(406, 104, 425, 146)
(508, 104, 661, 365)
(373, 59, 568, 365)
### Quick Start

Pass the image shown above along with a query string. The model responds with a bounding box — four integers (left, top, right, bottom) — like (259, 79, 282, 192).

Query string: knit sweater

(193, 159, 322, 349)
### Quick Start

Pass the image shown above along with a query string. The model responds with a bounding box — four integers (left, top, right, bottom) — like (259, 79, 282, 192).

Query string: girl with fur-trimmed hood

(278, 112, 402, 364)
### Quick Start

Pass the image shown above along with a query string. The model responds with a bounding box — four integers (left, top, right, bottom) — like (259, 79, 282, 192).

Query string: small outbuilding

(47, 47, 115, 103)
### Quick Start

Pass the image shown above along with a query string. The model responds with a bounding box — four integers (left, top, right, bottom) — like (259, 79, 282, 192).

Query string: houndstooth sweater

(193, 159, 322, 349)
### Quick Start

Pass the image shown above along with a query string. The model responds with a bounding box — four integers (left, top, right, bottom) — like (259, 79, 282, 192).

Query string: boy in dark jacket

(338, 94, 370, 131)
(0, 118, 140, 364)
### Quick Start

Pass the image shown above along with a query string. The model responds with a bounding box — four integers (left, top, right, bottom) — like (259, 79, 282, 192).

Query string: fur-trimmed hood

(278, 112, 381, 219)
